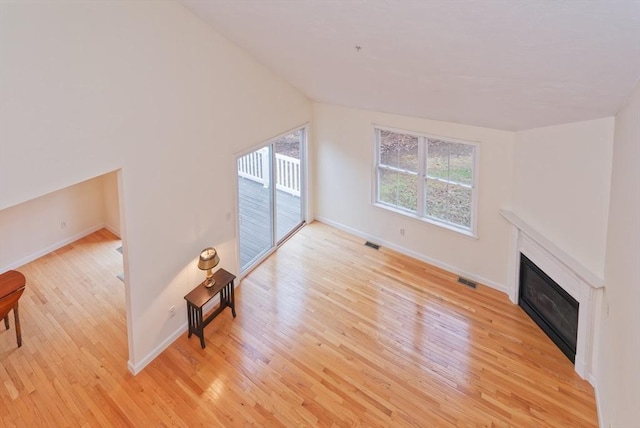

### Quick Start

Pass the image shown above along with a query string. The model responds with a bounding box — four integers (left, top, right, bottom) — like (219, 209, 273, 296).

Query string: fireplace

(519, 253, 579, 363)
(501, 209, 604, 383)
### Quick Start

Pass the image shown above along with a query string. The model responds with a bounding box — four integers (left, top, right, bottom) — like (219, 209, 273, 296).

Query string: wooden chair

(0, 270, 26, 348)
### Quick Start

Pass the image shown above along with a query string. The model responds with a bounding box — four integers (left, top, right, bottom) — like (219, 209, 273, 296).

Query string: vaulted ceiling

(180, 0, 640, 131)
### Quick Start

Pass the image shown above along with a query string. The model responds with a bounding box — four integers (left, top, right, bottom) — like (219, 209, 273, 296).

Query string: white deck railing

(237, 148, 301, 197)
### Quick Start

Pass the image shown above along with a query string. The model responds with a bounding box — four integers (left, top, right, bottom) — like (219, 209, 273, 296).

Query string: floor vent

(364, 241, 380, 250)
(457, 276, 477, 289)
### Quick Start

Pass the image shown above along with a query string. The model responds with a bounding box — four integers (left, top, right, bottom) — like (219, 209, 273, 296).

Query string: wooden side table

(0, 270, 26, 348)
(184, 268, 236, 348)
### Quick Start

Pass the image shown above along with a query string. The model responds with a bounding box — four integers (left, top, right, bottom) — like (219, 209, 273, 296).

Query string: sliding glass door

(238, 145, 274, 270)
(274, 133, 303, 242)
(237, 127, 306, 273)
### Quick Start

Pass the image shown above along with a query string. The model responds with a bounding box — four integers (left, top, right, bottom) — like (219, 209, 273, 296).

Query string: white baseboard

(128, 321, 188, 375)
(1, 223, 108, 273)
(127, 292, 225, 375)
(104, 223, 121, 239)
(315, 217, 509, 295)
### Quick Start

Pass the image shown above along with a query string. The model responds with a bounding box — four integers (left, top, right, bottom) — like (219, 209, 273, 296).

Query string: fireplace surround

(501, 210, 604, 384)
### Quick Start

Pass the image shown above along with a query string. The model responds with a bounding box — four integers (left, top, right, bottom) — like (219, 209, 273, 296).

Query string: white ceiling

(180, 0, 640, 131)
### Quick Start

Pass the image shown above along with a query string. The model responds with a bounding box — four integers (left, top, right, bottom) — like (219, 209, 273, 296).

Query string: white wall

(0, 1, 311, 372)
(513, 118, 614, 277)
(102, 171, 120, 237)
(313, 103, 514, 290)
(598, 83, 640, 427)
(0, 176, 106, 272)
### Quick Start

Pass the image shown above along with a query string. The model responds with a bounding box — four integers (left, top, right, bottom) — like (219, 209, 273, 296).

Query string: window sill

(372, 202, 478, 239)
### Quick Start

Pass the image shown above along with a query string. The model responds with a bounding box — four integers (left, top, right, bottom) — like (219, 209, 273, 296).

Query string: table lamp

(198, 247, 220, 288)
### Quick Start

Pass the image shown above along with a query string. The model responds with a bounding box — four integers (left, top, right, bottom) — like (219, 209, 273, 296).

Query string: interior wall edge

(128, 291, 227, 374)
(593, 374, 605, 428)
(128, 319, 188, 375)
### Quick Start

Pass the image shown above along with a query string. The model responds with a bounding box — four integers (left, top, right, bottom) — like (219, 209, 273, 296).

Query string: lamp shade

(198, 247, 220, 271)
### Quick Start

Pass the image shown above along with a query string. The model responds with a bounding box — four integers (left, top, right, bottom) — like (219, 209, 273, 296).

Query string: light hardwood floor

(0, 223, 598, 427)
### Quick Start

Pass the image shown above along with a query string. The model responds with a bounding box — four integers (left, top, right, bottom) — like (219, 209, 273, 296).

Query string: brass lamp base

(204, 269, 215, 288)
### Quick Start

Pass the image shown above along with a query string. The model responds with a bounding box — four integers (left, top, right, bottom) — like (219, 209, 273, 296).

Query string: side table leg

(187, 303, 192, 338)
(14, 304, 22, 347)
(197, 307, 206, 348)
(230, 281, 237, 318)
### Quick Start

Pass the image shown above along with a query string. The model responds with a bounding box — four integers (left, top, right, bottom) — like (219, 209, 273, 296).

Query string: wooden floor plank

(0, 223, 598, 426)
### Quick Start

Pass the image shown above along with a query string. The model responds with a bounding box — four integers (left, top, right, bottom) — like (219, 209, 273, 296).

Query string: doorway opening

(0, 169, 129, 364)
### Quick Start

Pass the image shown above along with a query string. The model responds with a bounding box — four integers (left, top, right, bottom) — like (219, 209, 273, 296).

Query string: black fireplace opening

(519, 253, 579, 363)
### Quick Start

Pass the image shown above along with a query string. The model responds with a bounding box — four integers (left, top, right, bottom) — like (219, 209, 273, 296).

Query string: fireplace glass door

(519, 254, 579, 363)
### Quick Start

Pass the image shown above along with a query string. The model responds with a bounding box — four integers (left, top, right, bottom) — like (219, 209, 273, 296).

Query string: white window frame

(372, 125, 479, 238)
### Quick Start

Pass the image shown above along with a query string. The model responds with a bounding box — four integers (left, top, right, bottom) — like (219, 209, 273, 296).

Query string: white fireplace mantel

(500, 209, 604, 385)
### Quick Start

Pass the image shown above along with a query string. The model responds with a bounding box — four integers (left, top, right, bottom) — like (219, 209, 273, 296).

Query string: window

(375, 127, 477, 235)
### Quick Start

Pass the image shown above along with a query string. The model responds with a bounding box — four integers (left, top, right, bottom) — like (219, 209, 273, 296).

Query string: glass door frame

(235, 124, 308, 277)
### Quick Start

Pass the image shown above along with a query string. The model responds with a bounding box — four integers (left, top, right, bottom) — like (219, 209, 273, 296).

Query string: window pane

(427, 140, 474, 185)
(238, 147, 273, 270)
(380, 130, 418, 172)
(425, 179, 472, 229)
(425, 178, 449, 220)
(274, 130, 303, 242)
(448, 184, 472, 228)
(426, 139, 449, 180)
(449, 144, 474, 185)
(379, 168, 417, 212)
